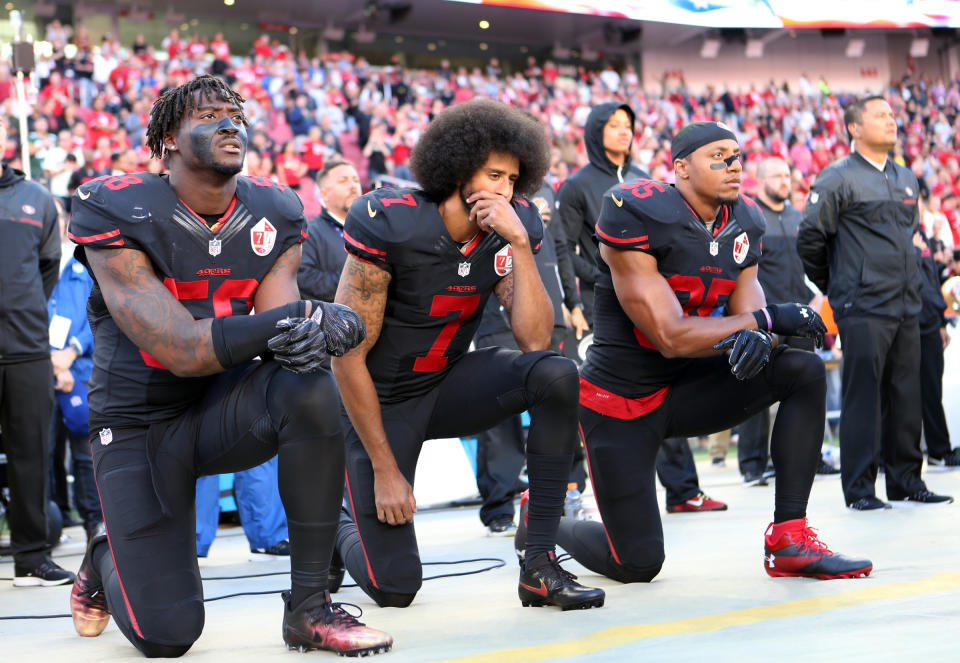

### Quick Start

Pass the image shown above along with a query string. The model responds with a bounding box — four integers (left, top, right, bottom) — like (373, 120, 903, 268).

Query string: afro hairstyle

(409, 99, 550, 202)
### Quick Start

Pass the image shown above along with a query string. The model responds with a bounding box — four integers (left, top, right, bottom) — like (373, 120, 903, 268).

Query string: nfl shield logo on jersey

(251, 217, 277, 256)
(494, 245, 513, 276)
(458, 261, 471, 277)
(733, 232, 750, 264)
(208, 239, 222, 257)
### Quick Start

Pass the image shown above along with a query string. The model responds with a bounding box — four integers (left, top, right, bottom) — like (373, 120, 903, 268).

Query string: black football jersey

(343, 187, 543, 403)
(581, 179, 765, 404)
(68, 173, 306, 426)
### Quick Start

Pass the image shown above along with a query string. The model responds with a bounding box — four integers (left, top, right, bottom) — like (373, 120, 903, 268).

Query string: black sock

(524, 452, 573, 561)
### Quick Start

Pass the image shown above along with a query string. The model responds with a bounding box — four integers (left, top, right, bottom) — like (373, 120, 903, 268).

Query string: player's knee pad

(266, 367, 341, 438)
(526, 354, 579, 409)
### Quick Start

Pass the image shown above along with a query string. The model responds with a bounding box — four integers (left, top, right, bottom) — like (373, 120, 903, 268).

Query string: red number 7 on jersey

(412, 294, 482, 373)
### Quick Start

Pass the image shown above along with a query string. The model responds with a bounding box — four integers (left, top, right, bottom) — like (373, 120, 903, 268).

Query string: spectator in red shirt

(275, 140, 307, 190)
(300, 126, 326, 179)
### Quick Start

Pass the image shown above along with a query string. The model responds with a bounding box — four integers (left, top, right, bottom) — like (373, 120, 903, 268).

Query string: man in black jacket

(297, 159, 362, 303)
(0, 119, 73, 586)
(799, 95, 952, 510)
(914, 231, 958, 468)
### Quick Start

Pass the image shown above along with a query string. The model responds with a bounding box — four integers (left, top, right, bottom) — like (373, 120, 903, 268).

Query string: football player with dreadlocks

(67, 75, 392, 657)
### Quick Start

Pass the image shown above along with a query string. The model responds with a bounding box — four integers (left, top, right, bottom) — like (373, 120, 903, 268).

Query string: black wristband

(751, 309, 771, 332)
(211, 301, 306, 369)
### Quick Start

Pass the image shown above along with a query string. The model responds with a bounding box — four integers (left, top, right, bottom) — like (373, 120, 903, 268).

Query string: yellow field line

(439, 573, 960, 663)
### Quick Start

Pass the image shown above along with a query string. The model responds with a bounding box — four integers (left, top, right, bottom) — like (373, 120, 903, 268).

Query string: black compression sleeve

(211, 301, 306, 369)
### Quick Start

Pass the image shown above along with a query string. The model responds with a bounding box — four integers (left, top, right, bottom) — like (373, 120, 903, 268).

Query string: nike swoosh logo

(519, 578, 549, 597)
(688, 497, 704, 507)
(367, 201, 377, 218)
(77, 189, 91, 200)
(611, 195, 623, 207)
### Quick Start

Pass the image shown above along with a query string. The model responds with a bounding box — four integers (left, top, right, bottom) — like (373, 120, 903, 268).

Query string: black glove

(267, 317, 328, 374)
(266, 302, 366, 374)
(714, 329, 772, 381)
(753, 303, 826, 348)
(309, 301, 366, 357)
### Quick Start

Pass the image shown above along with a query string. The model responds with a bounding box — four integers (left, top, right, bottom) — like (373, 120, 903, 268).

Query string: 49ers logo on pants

(494, 244, 513, 276)
(251, 217, 277, 256)
(733, 232, 749, 264)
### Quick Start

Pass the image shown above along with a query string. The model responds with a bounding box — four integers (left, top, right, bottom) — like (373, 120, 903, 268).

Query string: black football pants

(557, 348, 825, 584)
(337, 347, 578, 607)
(89, 362, 345, 657)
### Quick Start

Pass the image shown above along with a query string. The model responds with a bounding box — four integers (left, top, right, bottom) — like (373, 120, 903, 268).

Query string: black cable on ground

(0, 557, 507, 620)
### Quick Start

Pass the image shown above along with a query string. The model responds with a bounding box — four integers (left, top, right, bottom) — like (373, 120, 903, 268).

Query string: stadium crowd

(3, 20, 960, 267)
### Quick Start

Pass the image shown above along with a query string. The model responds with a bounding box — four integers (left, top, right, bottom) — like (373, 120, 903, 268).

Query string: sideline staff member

(798, 95, 952, 510)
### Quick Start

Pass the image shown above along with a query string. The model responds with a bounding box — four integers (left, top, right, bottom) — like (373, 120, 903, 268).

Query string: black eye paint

(190, 114, 247, 176)
(709, 153, 743, 170)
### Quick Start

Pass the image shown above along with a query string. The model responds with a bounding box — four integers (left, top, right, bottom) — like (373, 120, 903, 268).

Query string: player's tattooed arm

(332, 255, 416, 526)
(85, 247, 222, 377)
(493, 251, 552, 352)
(254, 243, 303, 312)
(493, 271, 515, 311)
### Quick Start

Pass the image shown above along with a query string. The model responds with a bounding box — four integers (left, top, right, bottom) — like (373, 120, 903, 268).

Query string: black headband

(671, 121, 738, 162)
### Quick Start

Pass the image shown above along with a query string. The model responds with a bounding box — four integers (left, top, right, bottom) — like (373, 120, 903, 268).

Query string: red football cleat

(70, 527, 111, 637)
(763, 518, 872, 580)
(666, 492, 728, 513)
(282, 590, 393, 656)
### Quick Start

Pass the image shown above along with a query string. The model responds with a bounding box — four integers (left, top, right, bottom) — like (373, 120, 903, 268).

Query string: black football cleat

(763, 518, 872, 580)
(282, 590, 392, 656)
(518, 551, 605, 610)
(70, 524, 110, 637)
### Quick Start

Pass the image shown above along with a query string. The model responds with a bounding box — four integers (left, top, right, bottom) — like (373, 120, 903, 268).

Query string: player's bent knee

(774, 348, 825, 389)
(267, 367, 341, 434)
(368, 588, 418, 608)
(613, 559, 663, 584)
(132, 608, 203, 658)
(135, 639, 194, 658)
(527, 354, 579, 407)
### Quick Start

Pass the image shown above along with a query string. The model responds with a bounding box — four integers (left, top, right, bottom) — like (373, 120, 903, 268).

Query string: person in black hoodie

(557, 102, 648, 325)
(913, 231, 958, 468)
(0, 119, 72, 586)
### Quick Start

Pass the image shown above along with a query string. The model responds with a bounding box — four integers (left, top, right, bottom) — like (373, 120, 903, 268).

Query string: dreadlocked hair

(146, 75, 249, 160)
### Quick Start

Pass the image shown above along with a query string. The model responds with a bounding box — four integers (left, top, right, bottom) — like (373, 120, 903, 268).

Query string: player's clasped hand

(755, 303, 827, 347)
(267, 302, 366, 374)
(309, 301, 366, 356)
(467, 191, 527, 245)
(714, 329, 773, 381)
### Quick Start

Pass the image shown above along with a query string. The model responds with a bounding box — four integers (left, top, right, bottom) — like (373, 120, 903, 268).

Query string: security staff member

(0, 118, 73, 586)
(799, 95, 952, 510)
